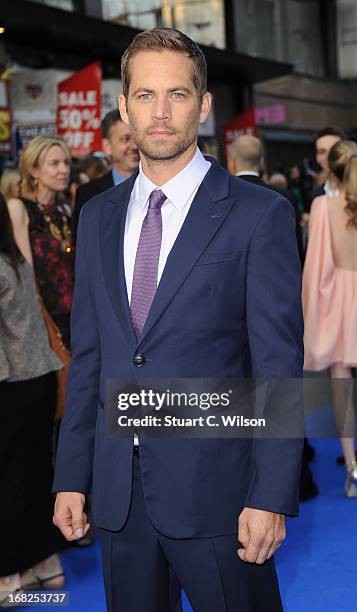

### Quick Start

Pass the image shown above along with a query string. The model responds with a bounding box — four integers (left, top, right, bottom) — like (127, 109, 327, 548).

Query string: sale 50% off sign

(57, 62, 102, 157)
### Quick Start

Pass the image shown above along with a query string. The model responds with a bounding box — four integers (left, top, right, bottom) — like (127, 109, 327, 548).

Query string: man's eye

(139, 93, 152, 100)
(172, 92, 184, 99)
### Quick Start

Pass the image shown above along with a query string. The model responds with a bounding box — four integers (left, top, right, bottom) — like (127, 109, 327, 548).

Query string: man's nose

(151, 96, 171, 121)
(129, 138, 138, 152)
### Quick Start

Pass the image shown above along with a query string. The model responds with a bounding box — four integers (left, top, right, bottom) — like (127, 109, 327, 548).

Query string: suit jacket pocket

(195, 249, 242, 267)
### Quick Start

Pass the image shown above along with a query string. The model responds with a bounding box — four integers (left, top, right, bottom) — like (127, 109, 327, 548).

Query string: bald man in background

(227, 135, 265, 185)
(227, 135, 304, 264)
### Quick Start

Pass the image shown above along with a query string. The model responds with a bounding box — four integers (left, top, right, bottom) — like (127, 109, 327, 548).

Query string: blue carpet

(20, 437, 357, 611)
(275, 437, 357, 612)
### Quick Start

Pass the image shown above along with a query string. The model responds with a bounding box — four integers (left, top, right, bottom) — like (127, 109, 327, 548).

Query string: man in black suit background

(227, 135, 304, 263)
(309, 127, 344, 206)
(73, 109, 139, 238)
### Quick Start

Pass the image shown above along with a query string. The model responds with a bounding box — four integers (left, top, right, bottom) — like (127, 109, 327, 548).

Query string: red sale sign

(57, 62, 102, 157)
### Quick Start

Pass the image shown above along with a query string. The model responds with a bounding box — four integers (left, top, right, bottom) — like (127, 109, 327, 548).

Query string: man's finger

(238, 547, 259, 563)
(266, 540, 283, 560)
(254, 527, 276, 564)
(72, 511, 86, 538)
(266, 529, 285, 559)
(72, 519, 91, 540)
(58, 520, 90, 542)
(238, 540, 261, 564)
(255, 539, 274, 565)
(237, 514, 249, 561)
(237, 514, 249, 547)
(238, 513, 261, 563)
(58, 524, 78, 541)
(237, 548, 247, 562)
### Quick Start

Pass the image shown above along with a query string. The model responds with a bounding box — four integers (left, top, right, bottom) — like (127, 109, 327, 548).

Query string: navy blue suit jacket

(53, 157, 304, 537)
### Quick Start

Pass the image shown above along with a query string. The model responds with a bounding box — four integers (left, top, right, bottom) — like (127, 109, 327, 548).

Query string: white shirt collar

(136, 148, 211, 212)
(236, 171, 260, 177)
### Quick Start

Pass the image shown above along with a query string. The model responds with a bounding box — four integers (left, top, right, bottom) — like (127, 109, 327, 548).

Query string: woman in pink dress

(303, 140, 357, 497)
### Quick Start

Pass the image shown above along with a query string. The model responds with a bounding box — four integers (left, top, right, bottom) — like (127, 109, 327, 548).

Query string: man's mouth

(148, 130, 174, 137)
(147, 126, 176, 135)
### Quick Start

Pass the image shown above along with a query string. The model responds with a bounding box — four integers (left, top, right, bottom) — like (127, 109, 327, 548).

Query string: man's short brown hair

(121, 27, 207, 102)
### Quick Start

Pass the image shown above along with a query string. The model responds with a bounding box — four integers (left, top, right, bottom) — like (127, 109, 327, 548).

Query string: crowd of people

(0, 108, 356, 602)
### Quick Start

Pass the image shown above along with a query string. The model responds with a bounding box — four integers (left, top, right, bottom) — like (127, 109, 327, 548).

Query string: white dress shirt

(124, 148, 211, 303)
(236, 171, 259, 177)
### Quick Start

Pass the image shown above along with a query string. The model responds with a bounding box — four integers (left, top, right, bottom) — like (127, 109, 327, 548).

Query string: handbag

(39, 299, 71, 420)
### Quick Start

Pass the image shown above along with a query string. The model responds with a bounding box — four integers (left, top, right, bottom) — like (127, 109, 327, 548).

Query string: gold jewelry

(37, 201, 72, 254)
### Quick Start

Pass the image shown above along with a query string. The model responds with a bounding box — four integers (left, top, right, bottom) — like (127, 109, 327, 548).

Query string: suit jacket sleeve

(244, 197, 304, 516)
(52, 205, 101, 494)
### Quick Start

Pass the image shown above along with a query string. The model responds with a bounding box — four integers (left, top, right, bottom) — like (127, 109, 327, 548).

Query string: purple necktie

(130, 189, 166, 338)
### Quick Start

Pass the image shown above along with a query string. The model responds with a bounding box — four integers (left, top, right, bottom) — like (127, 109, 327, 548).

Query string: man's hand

(53, 492, 90, 541)
(237, 507, 286, 564)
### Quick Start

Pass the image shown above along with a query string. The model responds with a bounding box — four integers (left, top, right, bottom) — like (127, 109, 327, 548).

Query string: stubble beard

(129, 113, 199, 162)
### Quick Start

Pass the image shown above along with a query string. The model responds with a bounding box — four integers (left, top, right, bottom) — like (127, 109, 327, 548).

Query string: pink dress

(302, 196, 357, 371)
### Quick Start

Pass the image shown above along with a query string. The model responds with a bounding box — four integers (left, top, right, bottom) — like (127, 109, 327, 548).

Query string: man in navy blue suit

(53, 27, 304, 611)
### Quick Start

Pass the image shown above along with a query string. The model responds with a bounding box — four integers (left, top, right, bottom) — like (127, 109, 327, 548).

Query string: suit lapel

(137, 159, 236, 347)
(100, 172, 138, 350)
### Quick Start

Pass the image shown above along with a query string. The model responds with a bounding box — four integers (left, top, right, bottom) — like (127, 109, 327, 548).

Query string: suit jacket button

(133, 354, 145, 367)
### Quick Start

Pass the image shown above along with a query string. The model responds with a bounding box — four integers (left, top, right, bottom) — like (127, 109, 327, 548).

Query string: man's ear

(102, 138, 112, 157)
(227, 151, 237, 175)
(118, 94, 130, 125)
(199, 92, 212, 125)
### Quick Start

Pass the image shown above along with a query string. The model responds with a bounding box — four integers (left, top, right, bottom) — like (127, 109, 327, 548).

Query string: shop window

(235, 0, 324, 77)
(284, 0, 324, 77)
(337, 0, 357, 78)
(101, 0, 226, 49)
(235, 0, 278, 60)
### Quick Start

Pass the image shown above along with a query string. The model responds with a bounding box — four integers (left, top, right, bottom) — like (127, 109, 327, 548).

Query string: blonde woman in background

(0, 169, 20, 201)
(4, 136, 75, 587)
(303, 140, 357, 496)
(7, 135, 74, 350)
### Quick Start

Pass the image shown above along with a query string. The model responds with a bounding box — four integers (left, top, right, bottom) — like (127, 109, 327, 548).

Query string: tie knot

(148, 189, 166, 211)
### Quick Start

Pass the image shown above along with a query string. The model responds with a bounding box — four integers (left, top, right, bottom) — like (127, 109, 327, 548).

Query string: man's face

(102, 120, 139, 174)
(316, 134, 341, 172)
(119, 49, 211, 161)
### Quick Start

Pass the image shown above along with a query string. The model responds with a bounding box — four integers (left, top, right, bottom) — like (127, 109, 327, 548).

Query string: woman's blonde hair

(19, 135, 71, 199)
(0, 169, 20, 201)
(328, 139, 357, 229)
